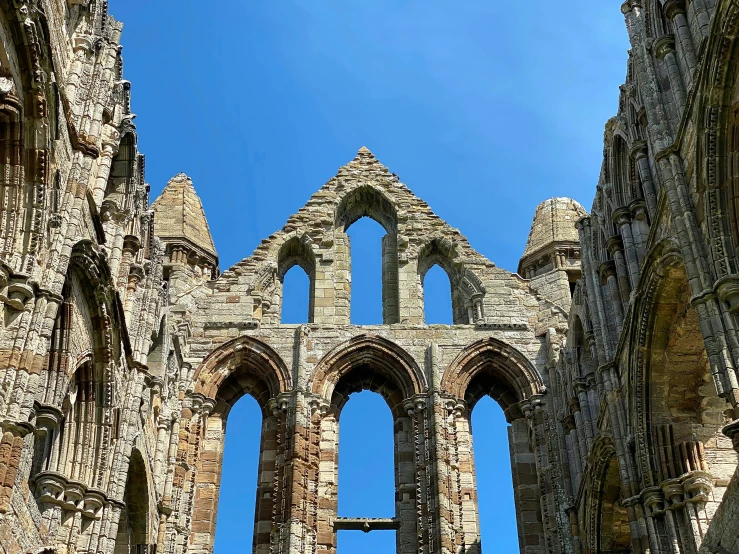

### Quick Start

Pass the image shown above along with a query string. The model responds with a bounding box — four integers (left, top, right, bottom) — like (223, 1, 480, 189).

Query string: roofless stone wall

(0, 1, 738, 554)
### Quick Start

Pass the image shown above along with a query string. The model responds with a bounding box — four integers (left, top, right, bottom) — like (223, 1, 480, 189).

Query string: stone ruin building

(0, 0, 738, 553)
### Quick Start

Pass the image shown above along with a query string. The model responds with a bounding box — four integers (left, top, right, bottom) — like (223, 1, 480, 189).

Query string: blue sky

(110, 1, 628, 551)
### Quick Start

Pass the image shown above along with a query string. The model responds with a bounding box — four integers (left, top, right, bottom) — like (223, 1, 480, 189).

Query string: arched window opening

(335, 185, 400, 324)
(641, 263, 737, 553)
(278, 235, 316, 323)
(104, 132, 136, 209)
(61, 361, 100, 484)
(114, 449, 151, 554)
(595, 456, 631, 554)
(471, 397, 519, 553)
(337, 390, 396, 553)
(422, 263, 453, 324)
(281, 265, 311, 323)
(347, 217, 386, 325)
(213, 394, 262, 552)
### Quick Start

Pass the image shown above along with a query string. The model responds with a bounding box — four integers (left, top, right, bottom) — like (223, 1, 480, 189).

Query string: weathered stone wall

(1, 1, 739, 554)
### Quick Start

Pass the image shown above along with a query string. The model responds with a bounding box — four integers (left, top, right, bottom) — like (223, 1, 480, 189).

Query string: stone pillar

(606, 235, 631, 307)
(403, 396, 436, 554)
(382, 233, 400, 324)
(573, 381, 595, 448)
(522, 396, 565, 554)
(688, 0, 711, 37)
(633, 144, 658, 219)
(92, 137, 118, 207)
(663, 0, 697, 82)
(629, 199, 651, 261)
(509, 417, 546, 554)
(655, 35, 687, 115)
(599, 261, 625, 331)
(577, 217, 612, 362)
(613, 207, 641, 290)
(562, 415, 582, 492)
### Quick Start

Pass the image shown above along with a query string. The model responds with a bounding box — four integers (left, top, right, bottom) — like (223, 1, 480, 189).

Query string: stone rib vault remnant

(0, 1, 737, 554)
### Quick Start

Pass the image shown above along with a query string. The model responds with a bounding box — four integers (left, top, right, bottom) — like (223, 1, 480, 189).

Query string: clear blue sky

(110, 1, 628, 551)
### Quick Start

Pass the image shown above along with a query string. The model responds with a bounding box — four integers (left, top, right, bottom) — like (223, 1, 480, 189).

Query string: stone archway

(176, 335, 292, 553)
(309, 335, 426, 554)
(437, 338, 549, 554)
(632, 250, 737, 553)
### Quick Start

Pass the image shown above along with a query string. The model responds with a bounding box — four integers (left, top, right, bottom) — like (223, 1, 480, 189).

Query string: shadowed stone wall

(0, 1, 738, 554)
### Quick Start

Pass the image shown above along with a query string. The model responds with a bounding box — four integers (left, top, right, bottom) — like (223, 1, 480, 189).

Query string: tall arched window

(278, 236, 316, 323)
(471, 397, 518, 553)
(335, 185, 400, 324)
(281, 266, 311, 323)
(347, 217, 386, 324)
(422, 264, 453, 324)
(213, 395, 263, 551)
(114, 449, 151, 553)
(337, 391, 396, 552)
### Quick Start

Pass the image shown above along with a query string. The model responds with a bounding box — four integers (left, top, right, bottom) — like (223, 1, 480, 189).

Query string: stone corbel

(308, 394, 330, 416)
(0, 274, 35, 312)
(682, 471, 713, 505)
(641, 486, 665, 517)
(654, 35, 677, 60)
(715, 275, 739, 314)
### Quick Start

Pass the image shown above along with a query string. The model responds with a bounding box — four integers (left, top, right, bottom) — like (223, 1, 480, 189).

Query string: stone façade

(0, 1, 738, 554)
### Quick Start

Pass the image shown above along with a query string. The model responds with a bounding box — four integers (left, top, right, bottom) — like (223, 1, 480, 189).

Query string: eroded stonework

(0, 1, 738, 553)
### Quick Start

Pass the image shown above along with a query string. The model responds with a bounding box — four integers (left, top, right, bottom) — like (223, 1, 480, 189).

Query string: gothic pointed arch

(628, 239, 736, 551)
(416, 236, 486, 324)
(441, 337, 545, 421)
(334, 183, 398, 234)
(277, 233, 316, 323)
(192, 334, 291, 413)
(310, 334, 425, 415)
(581, 436, 631, 554)
(114, 447, 152, 552)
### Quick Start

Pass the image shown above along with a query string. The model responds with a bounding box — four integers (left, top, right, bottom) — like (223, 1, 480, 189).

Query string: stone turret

(152, 173, 218, 285)
(519, 197, 586, 310)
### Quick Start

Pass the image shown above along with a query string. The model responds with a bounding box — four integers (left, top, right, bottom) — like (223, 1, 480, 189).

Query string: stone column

(689, 0, 711, 37)
(522, 396, 565, 554)
(663, 0, 697, 82)
(599, 261, 625, 330)
(632, 144, 658, 219)
(606, 235, 631, 307)
(655, 35, 687, 115)
(573, 381, 595, 448)
(381, 233, 400, 324)
(577, 217, 612, 362)
(403, 396, 437, 554)
(509, 417, 547, 554)
(613, 207, 641, 290)
(92, 135, 118, 207)
(629, 199, 650, 261)
(562, 415, 582, 492)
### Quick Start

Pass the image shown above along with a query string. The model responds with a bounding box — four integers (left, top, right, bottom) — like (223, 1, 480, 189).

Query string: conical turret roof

(152, 173, 218, 261)
(521, 197, 586, 261)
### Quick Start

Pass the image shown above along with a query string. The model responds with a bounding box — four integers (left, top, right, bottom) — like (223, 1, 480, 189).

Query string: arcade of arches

(1, 2, 739, 554)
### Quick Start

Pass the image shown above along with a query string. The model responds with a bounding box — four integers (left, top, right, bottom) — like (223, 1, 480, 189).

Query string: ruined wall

(0, 1, 739, 554)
